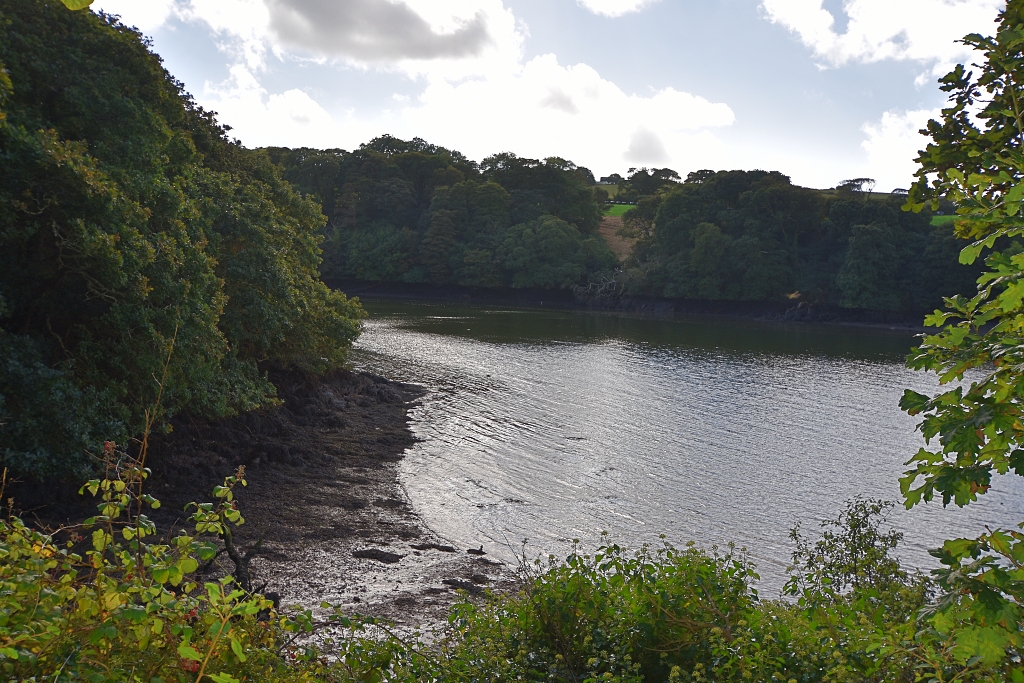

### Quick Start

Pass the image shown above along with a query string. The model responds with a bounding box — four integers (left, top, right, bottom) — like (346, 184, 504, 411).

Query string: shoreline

(327, 279, 930, 332)
(10, 367, 511, 628)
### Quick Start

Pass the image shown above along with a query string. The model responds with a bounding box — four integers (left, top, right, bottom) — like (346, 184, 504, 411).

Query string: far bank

(327, 278, 930, 330)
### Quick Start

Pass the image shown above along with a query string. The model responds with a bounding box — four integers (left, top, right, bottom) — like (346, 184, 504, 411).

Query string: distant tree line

(265, 141, 616, 290)
(268, 144, 980, 314)
(619, 169, 980, 312)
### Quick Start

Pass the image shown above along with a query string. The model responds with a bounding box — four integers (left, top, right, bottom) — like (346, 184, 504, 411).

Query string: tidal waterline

(352, 301, 1024, 592)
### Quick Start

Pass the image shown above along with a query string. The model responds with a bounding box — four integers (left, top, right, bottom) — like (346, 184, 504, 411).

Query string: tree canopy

(894, 0, 1024, 667)
(0, 0, 363, 478)
(265, 143, 614, 289)
(617, 169, 980, 312)
(269, 138, 980, 314)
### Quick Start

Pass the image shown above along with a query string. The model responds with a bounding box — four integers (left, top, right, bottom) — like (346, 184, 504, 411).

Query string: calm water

(352, 301, 1024, 592)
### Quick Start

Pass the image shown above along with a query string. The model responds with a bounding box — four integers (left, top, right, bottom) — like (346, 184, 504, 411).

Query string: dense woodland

(3, 1, 1024, 682)
(622, 171, 979, 312)
(268, 146, 980, 314)
(266, 143, 616, 290)
(0, 0, 363, 479)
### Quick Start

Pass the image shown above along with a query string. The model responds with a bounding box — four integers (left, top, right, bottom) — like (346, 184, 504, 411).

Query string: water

(351, 301, 1024, 592)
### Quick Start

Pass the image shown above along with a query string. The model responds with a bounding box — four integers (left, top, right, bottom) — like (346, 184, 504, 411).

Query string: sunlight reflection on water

(352, 302, 1024, 593)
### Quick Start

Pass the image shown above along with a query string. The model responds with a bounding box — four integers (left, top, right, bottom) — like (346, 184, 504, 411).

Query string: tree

(899, 0, 1024, 669)
(0, 1, 364, 477)
(481, 153, 602, 232)
(617, 167, 680, 202)
(836, 177, 876, 193)
(836, 223, 900, 310)
(689, 222, 731, 299)
(499, 216, 611, 289)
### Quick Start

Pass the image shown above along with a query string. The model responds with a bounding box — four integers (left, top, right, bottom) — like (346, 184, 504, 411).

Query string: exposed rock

(353, 548, 405, 564)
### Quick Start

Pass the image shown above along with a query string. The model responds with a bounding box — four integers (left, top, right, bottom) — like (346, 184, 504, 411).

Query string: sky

(91, 0, 1006, 191)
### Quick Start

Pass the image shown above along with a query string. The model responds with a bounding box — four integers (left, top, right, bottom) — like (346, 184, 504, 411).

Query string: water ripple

(353, 302, 1024, 593)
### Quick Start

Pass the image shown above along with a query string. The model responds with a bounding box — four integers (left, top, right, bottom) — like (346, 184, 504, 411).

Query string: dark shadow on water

(362, 301, 917, 362)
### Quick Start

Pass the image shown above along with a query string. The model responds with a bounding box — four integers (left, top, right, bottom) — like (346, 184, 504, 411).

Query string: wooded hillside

(0, 0, 363, 479)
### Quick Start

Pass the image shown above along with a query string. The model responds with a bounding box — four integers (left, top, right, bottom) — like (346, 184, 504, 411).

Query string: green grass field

(931, 215, 956, 227)
(604, 204, 634, 217)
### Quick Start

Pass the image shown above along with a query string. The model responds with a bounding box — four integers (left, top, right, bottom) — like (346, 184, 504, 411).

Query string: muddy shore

(10, 367, 511, 628)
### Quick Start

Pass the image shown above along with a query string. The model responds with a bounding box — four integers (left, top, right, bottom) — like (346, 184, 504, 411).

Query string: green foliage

(786, 499, 914, 600)
(423, 500, 998, 683)
(0, 328, 118, 479)
(269, 142, 612, 289)
(1, 449, 269, 681)
(620, 195, 661, 241)
(480, 154, 602, 231)
(0, 1, 363, 478)
(604, 204, 633, 217)
(622, 169, 975, 310)
(436, 541, 758, 683)
(501, 216, 614, 289)
(274, 143, 978, 311)
(0, 444, 424, 683)
(3, 452, 1016, 683)
(836, 223, 901, 310)
(895, 0, 1024, 673)
(616, 167, 682, 203)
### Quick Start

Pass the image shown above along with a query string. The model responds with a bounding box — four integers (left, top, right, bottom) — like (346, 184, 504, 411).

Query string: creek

(352, 301, 1024, 592)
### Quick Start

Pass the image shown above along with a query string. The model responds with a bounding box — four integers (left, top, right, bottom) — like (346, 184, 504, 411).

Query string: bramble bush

(0, 441, 428, 683)
(422, 499, 1024, 683)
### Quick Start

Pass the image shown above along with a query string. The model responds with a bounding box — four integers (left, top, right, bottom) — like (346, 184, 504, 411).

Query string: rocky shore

(10, 367, 511, 628)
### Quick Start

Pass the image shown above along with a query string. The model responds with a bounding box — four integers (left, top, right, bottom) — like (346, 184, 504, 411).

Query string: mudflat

(9, 367, 510, 628)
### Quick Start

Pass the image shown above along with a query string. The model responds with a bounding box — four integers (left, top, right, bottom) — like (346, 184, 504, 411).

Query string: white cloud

(625, 128, 669, 163)
(195, 52, 733, 177)
(761, 0, 1002, 69)
(861, 108, 937, 192)
(93, 0, 176, 31)
(201, 65, 341, 147)
(576, 0, 659, 18)
(90, 0, 734, 177)
(178, 0, 523, 79)
(393, 54, 733, 174)
(265, 0, 490, 62)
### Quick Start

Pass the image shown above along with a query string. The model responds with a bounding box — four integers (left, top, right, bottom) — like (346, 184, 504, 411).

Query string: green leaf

(230, 636, 247, 662)
(954, 624, 1012, 665)
(960, 236, 995, 265)
(205, 674, 240, 683)
(1007, 181, 1024, 204)
(899, 390, 930, 415)
(177, 642, 203, 662)
(60, 0, 93, 10)
(92, 528, 108, 552)
(923, 309, 951, 327)
(997, 279, 1024, 312)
